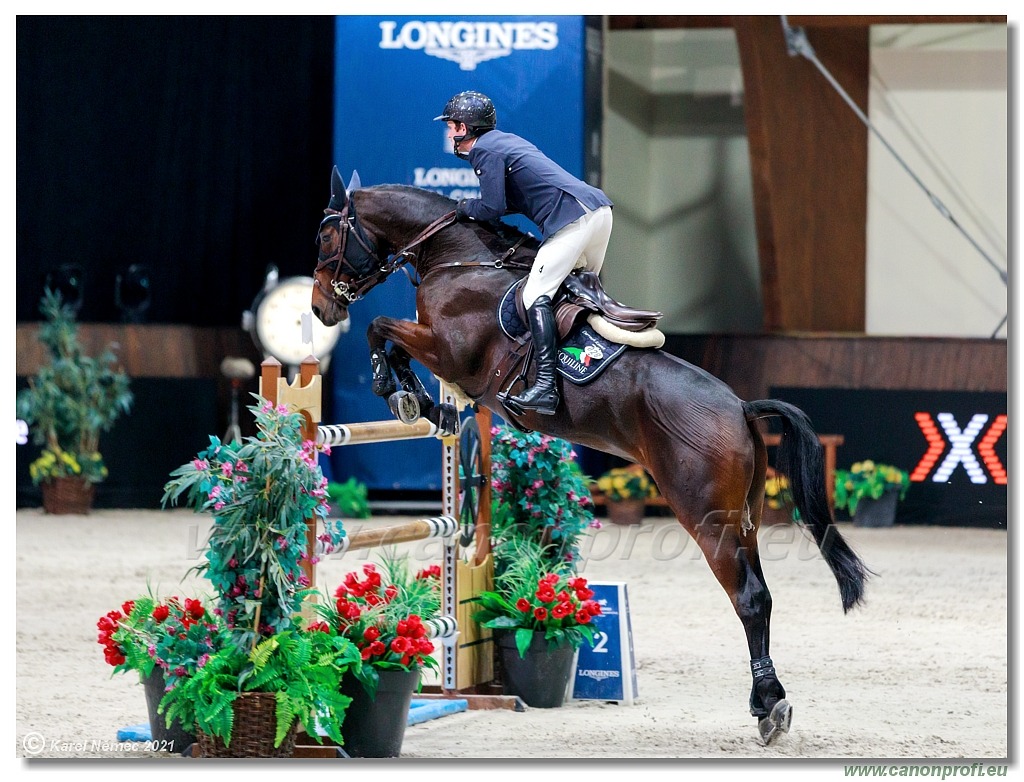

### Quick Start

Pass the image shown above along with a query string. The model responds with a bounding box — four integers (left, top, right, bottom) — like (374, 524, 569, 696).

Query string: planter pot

(141, 668, 195, 753)
(496, 630, 575, 708)
(340, 668, 420, 758)
(853, 489, 900, 528)
(195, 692, 297, 758)
(41, 477, 95, 515)
(607, 498, 645, 526)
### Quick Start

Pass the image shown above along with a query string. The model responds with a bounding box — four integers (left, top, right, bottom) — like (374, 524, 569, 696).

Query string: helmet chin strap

(452, 129, 478, 159)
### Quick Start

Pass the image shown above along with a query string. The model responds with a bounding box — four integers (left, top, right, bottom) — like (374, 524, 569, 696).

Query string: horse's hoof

(388, 391, 421, 424)
(437, 403, 460, 437)
(757, 699, 792, 746)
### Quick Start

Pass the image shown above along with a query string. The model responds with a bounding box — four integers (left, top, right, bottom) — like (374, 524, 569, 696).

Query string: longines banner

(770, 388, 1007, 529)
(327, 16, 599, 491)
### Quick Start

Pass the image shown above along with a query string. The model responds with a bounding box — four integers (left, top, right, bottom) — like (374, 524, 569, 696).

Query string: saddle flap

(561, 270, 663, 332)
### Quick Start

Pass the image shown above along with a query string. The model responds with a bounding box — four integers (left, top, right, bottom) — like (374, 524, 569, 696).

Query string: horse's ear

(347, 170, 362, 195)
(329, 166, 348, 211)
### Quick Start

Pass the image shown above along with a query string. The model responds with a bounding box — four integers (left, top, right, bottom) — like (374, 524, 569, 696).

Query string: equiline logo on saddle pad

(497, 282, 627, 385)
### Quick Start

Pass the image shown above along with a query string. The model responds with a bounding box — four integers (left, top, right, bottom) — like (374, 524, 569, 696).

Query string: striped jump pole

(318, 418, 439, 447)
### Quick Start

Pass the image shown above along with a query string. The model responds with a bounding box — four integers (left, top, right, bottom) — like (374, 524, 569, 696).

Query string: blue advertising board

(329, 16, 596, 491)
(571, 581, 638, 705)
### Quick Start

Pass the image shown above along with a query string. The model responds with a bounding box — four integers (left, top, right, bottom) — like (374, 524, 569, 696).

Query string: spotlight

(115, 264, 152, 323)
(43, 264, 85, 315)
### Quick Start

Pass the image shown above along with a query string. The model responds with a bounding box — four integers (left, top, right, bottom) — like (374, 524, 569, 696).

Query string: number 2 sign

(570, 582, 638, 705)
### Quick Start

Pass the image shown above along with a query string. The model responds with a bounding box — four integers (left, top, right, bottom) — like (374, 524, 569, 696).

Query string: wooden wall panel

(664, 334, 1007, 402)
(16, 324, 260, 378)
(732, 17, 869, 332)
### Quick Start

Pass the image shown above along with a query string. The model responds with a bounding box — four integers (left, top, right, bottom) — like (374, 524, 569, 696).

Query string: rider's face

(446, 121, 473, 154)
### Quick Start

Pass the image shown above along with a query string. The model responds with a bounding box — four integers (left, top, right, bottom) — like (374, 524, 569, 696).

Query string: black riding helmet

(434, 91, 496, 158)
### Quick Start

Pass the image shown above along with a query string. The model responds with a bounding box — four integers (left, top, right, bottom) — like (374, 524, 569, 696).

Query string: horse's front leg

(366, 316, 458, 436)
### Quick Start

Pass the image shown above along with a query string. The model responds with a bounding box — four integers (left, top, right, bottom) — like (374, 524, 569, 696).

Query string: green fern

(160, 629, 361, 749)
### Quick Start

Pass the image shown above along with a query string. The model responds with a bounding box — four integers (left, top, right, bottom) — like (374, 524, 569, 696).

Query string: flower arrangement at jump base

(97, 594, 225, 687)
(489, 424, 596, 569)
(17, 288, 133, 513)
(314, 555, 442, 757)
(162, 398, 347, 649)
(153, 398, 357, 755)
(96, 593, 226, 750)
(472, 537, 602, 708)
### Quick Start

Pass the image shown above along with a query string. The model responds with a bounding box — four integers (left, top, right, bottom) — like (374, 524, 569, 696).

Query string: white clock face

(255, 277, 343, 364)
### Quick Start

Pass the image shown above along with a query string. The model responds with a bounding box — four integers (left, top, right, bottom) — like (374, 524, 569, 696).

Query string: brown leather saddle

(493, 272, 663, 424)
(515, 269, 663, 340)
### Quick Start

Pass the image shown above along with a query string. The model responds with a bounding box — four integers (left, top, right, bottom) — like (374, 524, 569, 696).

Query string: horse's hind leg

(692, 512, 791, 743)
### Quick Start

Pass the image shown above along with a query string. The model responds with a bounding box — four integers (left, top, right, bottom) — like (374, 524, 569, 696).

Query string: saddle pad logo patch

(497, 282, 626, 386)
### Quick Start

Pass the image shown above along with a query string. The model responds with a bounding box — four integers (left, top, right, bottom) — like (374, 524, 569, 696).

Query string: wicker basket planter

(195, 692, 298, 758)
(41, 477, 95, 515)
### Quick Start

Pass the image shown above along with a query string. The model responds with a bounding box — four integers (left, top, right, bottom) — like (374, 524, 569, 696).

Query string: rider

(435, 90, 613, 416)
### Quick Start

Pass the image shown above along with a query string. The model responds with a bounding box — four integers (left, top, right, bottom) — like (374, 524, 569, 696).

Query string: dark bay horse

(311, 167, 868, 744)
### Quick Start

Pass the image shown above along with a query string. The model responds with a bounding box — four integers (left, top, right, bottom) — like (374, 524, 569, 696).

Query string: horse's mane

(368, 184, 541, 255)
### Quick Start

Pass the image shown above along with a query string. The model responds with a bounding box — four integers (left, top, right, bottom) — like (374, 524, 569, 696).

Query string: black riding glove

(455, 199, 475, 222)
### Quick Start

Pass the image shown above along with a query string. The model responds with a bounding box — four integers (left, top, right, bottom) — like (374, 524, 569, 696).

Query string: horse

(310, 166, 869, 745)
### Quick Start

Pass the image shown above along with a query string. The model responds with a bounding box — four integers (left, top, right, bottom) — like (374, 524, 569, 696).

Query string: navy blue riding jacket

(458, 129, 612, 237)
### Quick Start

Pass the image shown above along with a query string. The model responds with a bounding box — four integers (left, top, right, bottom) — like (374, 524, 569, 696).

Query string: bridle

(314, 197, 459, 307)
(314, 195, 533, 309)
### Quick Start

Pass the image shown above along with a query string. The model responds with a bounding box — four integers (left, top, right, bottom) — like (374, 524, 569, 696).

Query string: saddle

(514, 270, 664, 340)
(493, 272, 663, 427)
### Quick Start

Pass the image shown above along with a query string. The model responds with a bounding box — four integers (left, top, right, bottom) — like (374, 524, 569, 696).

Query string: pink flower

(221, 462, 234, 477)
(192, 459, 208, 470)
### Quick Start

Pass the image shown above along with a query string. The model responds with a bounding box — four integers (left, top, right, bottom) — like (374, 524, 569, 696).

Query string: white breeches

(522, 205, 613, 308)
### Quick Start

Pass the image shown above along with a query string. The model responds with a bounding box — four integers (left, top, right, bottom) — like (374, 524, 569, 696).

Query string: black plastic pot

(340, 668, 420, 758)
(142, 668, 195, 753)
(853, 488, 900, 528)
(496, 630, 575, 708)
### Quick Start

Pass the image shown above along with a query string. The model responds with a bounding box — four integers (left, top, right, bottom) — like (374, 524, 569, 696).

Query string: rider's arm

(456, 148, 506, 223)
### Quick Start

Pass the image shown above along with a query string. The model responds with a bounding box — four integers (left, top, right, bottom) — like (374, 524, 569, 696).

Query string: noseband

(314, 198, 459, 308)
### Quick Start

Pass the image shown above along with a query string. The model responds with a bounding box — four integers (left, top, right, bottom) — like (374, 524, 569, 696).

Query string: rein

(315, 202, 532, 306)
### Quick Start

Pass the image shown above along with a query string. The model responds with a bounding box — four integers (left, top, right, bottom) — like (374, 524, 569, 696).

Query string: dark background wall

(17, 16, 335, 326)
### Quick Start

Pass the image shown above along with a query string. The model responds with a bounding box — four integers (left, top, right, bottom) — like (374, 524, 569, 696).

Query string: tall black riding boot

(509, 295, 560, 415)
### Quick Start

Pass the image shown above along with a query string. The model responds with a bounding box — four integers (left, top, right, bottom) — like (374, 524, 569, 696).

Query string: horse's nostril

(311, 305, 321, 321)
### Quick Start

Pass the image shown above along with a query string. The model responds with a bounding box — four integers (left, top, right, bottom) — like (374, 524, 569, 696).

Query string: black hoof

(757, 699, 792, 746)
(431, 403, 459, 437)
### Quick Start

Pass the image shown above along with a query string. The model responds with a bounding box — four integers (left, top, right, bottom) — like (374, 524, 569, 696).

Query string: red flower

(152, 605, 170, 623)
(363, 626, 381, 642)
(533, 607, 548, 621)
(515, 598, 531, 612)
(308, 621, 331, 633)
(121, 600, 135, 616)
(391, 636, 412, 654)
(535, 586, 556, 603)
(185, 598, 205, 620)
(575, 610, 592, 624)
(416, 564, 441, 580)
(551, 602, 572, 619)
(585, 600, 602, 616)
(369, 641, 385, 656)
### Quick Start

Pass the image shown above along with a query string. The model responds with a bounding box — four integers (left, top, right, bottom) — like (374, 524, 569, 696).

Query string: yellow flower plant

(594, 464, 658, 502)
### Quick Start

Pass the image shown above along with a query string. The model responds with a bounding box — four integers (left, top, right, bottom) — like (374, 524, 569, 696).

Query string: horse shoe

(757, 699, 793, 745)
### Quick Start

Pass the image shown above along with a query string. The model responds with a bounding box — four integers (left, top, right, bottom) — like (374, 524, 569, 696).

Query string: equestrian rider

(435, 90, 613, 416)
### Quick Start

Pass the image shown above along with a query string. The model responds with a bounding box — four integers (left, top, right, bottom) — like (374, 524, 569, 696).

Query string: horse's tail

(744, 399, 869, 612)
